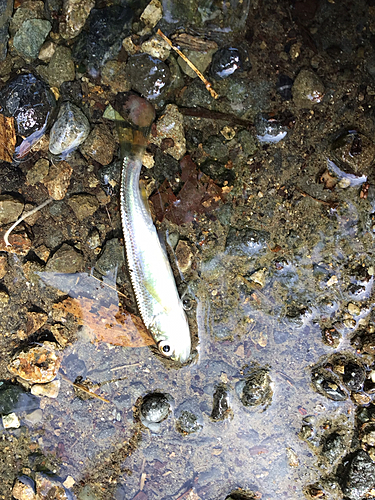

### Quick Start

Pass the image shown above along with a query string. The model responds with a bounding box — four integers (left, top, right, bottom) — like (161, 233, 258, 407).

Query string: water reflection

(11, 257, 356, 499)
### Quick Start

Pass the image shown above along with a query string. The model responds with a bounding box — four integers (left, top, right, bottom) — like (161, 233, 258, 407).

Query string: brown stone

(43, 160, 73, 200)
(7, 342, 61, 383)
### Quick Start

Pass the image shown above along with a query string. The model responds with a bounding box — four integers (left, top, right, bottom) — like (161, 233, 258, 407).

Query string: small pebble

(140, 392, 170, 423)
(0, 194, 24, 224)
(37, 45, 75, 88)
(0, 289, 9, 305)
(12, 476, 36, 500)
(149, 104, 186, 160)
(210, 47, 244, 80)
(31, 379, 60, 399)
(126, 53, 171, 100)
(45, 243, 84, 273)
(101, 60, 130, 94)
(59, 0, 95, 40)
(292, 69, 325, 109)
(141, 35, 170, 61)
(35, 473, 70, 500)
(175, 240, 193, 273)
(49, 102, 90, 156)
(2, 412, 20, 429)
(0, 253, 7, 278)
(26, 158, 50, 186)
(348, 302, 360, 316)
(24, 409, 43, 425)
(80, 124, 116, 165)
(140, 0, 163, 29)
(13, 19, 51, 60)
(67, 194, 99, 220)
(276, 74, 293, 100)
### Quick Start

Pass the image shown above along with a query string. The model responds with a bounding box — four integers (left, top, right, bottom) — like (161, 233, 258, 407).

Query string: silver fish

(120, 131, 191, 363)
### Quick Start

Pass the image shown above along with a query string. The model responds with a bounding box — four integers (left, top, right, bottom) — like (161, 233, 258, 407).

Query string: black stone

(0, 73, 56, 138)
(0, 382, 39, 415)
(321, 432, 345, 463)
(126, 54, 171, 100)
(342, 361, 365, 392)
(338, 450, 375, 500)
(211, 384, 229, 421)
(73, 5, 133, 75)
(236, 369, 273, 408)
(141, 393, 170, 423)
(311, 370, 348, 401)
(176, 410, 202, 434)
(210, 47, 246, 80)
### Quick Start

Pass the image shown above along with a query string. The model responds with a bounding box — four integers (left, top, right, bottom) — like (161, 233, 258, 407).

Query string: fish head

(151, 307, 191, 363)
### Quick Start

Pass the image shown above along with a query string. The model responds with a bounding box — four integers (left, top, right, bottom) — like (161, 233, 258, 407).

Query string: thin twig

(157, 29, 219, 100)
(4, 198, 53, 247)
(296, 187, 338, 209)
(59, 371, 110, 403)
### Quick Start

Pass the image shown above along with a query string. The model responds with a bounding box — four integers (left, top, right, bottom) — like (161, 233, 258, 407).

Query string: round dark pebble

(176, 410, 202, 434)
(126, 54, 171, 100)
(141, 392, 170, 423)
(311, 370, 348, 401)
(210, 47, 246, 80)
(236, 369, 273, 408)
(342, 360, 365, 392)
(0, 73, 56, 137)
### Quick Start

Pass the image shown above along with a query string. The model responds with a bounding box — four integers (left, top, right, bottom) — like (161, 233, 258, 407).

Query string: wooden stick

(157, 29, 219, 100)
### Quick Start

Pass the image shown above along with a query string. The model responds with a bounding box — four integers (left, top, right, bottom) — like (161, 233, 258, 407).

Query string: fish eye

(158, 340, 173, 357)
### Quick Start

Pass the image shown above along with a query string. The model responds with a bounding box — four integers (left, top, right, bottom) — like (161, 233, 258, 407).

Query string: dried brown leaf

(53, 296, 154, 347)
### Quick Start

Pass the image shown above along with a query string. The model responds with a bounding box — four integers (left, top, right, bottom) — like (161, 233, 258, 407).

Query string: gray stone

(60, 0, 95, 40)
(340, 450, 375, 500)
(292, 69, 325, 109)
(0, 0, 13, 61)
(49, 102, 90, 156)
(0, 382, 39, 414)
(13, 19, 51, 60)
(37, 45, 75, 87)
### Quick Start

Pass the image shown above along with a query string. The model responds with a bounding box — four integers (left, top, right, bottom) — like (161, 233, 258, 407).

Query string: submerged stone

(7, 343, 61, 384)
(338, 450, 375, 500)
(292, 69, 325, 109)
(236, 369, 273, 408)
(210, 47, 246, 80)
(211, 384, 230, 421)
(141, 392, 170, 424)
(311, 369, 348, 401)
(0, 382, 39, 414)
(176, 410, 202, 434)
(45, 243, 84, 273)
